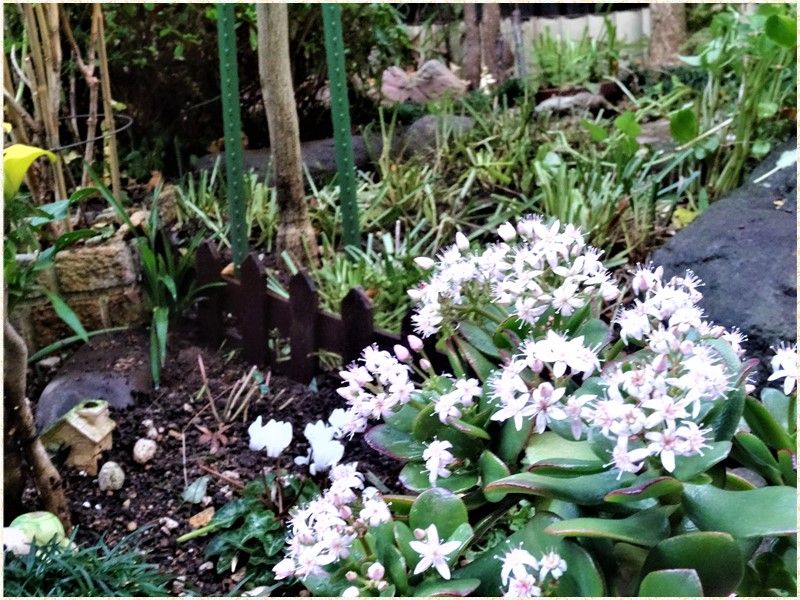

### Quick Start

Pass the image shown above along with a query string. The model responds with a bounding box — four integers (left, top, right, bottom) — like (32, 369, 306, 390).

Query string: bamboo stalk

(60, 4, 100, 187)
(93, 3, 122, 201)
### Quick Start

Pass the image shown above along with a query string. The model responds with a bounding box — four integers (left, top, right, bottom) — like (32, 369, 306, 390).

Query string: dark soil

(23, 322, 400, 596)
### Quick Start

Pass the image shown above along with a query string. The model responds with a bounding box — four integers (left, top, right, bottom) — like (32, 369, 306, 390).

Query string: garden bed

(24, 324, 399, 596)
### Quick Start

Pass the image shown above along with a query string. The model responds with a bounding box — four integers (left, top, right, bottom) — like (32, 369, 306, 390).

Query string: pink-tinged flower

(609, 437, 650, 477)
(504, 574, 542, 598)
(407, 334, 424, 352)
(529, 382, 567, 433)
(409, 524, 461, 580)
(645, 426, 682, 472)
(538, 550, 567, 580)
(564, 394, 595, 440)
(423, 439, 456, 485)
(499, 547, 539, 585)
(393, 344, 411, 362)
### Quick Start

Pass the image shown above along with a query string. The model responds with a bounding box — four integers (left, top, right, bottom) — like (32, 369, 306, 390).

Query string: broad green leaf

(724, 470, 757, 491)
(760, 387, 792, 432)
(604, 476, 683, 503)
(525, 431, 602, 466)
(682, 483, 796, 538)
(181, 475, 210, 504)
(670, 107, 698, 144)
(383, 494, 414, 516)
(43, 290, 88, 342)
(703, 387, 745, 442)
(638, 569, 704, 596)
(581, 119, 609, 142)
(777, 449, 797, 486)
(413, 578, 480, 597)
(3, 144, 57, 201)
(640, 532, 743, 596)
(457, 322, 501, 358)
(672, 441, 731, 481)
(399, 462, 479, 494)
(745, 395, 794, 449)
(449, 417, 490, 440)
(497, 415, 533, 463)
(409, 488, 468, 540)
(732, 432, 782, 483)
(614, 111, 641, 138)
(766, 14, 797, 48)
(365, 424, 426, 461)
(384, 403, 419, 432)
(374, 527, 409, 595)
(574, 318, 610, 350)
(485, 469, 635, 505)
(479, 450, 510, 502)
(394, 521, 418, 569)
(27, 199, 71, 227)
(544, 506, 672, 547)
(453, 336, 496, 381)
(527, 458, 606, 476)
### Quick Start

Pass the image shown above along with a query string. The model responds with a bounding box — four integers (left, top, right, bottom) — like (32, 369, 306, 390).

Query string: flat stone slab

(35, 330, 151, 433)
(650, 140, 797, 365)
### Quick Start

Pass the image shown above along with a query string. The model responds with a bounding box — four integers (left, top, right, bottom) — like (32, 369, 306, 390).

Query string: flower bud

(420, 359, 431, 371)
(393, 345, 411, 362)
(367, 562, 385, 581)
(342, 586, 360, 598)
(407, 288, 423, 300)
(339, 505, 353, 520)
(455, 231, 469, 251)
(414, 256, 435, 270)
(407, 334, 424, 352)
(413, 528, 426, 540)
(376, 581, 389, 592)
(346, 571, 359, 582)
(497, 222, 517, 242)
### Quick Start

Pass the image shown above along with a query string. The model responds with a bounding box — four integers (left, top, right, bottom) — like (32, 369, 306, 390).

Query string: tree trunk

(4, 311, 72, 531)
(256, 4, 318, 266)
(462, 4, 481, 89)
(648, 4, 687, 68)
(480, 3, 501, 84)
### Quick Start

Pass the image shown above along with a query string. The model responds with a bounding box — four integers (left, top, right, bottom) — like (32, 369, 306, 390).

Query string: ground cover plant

(3, 3, 797, 597)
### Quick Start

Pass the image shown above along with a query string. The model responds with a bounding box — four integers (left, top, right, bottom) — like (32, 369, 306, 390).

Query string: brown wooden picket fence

(194, 241, 449, 383)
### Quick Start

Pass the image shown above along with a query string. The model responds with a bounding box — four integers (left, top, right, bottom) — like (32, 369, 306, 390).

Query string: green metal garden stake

(321, 4, 361, 249)
(216, 3, 248, 273)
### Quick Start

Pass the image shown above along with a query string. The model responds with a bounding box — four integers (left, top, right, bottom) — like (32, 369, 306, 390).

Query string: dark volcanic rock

(650, 140, 797, 367)
(35, 330, 151, 432)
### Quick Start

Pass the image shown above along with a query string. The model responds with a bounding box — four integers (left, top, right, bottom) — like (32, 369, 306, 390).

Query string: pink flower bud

(420, 359, 431, 371)
(346, 571, 358, 582)
(455, 231, 469, 251)
(367, 562, 385, 581)
(376, 581, 389, 592)
(393, 345, 411, 362)
(339, 505, 353, 519)
(407, 288, 423, 300)
(413, 528, 426, 540)
(407, 335, 424, 352)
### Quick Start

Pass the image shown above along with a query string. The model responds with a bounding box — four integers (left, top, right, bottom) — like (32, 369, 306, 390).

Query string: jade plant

(271, 216, 796, 597)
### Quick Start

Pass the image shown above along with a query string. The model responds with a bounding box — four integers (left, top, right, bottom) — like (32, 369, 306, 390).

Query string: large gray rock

(650, 140, 797, 367)
(397, 115, 474, 160)
(195, 133, 384, 182)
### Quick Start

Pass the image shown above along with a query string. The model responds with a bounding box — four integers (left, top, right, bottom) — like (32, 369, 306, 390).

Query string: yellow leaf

(3, 144, 57, 201)
(673, 207, 698, 227)
(3, 122, 12, 134)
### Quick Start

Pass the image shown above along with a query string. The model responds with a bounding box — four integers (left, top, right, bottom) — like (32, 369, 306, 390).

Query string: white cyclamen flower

(294, 420, 344, 474)
(248, 417, 293, 457)
(409, 524, 461, 580)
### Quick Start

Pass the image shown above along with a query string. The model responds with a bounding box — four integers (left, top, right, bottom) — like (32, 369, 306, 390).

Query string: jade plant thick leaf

(273, 216, 797, 597)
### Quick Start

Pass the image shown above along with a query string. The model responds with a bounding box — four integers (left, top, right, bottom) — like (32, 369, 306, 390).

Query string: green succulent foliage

(3, 528, 174, 597)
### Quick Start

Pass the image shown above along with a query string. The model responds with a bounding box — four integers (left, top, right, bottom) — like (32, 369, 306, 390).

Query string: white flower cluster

(586, 266, 742, 474)
(335, 344, 418, 437)
(768, 342, 798, 395)
(273, 462, 391, 581)
(500, 547, 566, 598)
(410, 217, 620, 338)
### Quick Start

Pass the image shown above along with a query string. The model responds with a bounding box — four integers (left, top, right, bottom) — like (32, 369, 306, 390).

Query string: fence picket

(239, 254, 268, 366)
(289, 271, 319, 383)
(341, 287, 374, 365)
